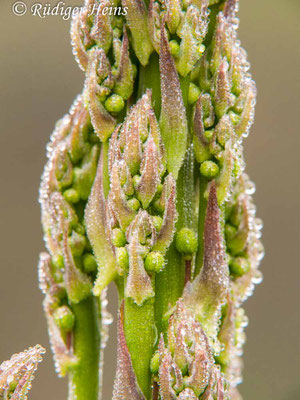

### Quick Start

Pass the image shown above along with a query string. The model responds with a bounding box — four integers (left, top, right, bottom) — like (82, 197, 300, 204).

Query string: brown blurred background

(0, 0, 299, 398)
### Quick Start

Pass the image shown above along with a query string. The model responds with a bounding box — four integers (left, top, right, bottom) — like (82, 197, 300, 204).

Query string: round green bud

(112, 228, 127, 247)
(169, 40, 180, 58)
(176, 228, 198, 255)
(200, 160, 219, 179)
(188, 82, 201, 104)
(152, 216, 163, 232)
(128, 198, 140, 211)
(225, 223, 237, 242)
(63, 188, 80, 204)
(150, 351, 160, 374)
(105, 94, 125, 114)
(230, 257, 250, 277)
(53, 254, 64, 270)
(204, 130, 214, 141)
(133, 175, 141, 189)
(68, 231, 87, 257)
(111, 67, 118, 77)
(54, 306, 75, 332)
(8, 379, 18, 393)
(116, 247, 129, 273)
(145, 251, 165, 273)
(83, 253, 98, 273)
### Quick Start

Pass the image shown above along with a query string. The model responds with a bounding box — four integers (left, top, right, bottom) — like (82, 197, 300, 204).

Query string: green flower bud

(150, 351, 160, 374)
(133, 175, 141, 190)
(54, 149, 73, 190)
(225, 223, 237, 242)
(188, 82, 201, 105)
(112, 228, 127, 247)
(68, 231, 87, 257)
(53, 254, 64, 270)
(200, 161, 219, 178)
(169, 40, 180, 58)
(8, 380, 17, 393)
(204, 130, 214, 141)
(105, 94, 125, 114)
(229, 257, 250, 277)
(152, 216, 163, 232)
(144, 251, 165, 273)
(83, 253, 98, 273)
(116, 247, 129, 273)
(175, 228, 198, 255)
(63, 188, 80, 204)
(128, 198, 141, 211)
(53, 306, 75, 332)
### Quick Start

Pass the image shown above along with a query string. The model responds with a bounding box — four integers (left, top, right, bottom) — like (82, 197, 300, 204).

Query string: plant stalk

(69, 297, 101, 400)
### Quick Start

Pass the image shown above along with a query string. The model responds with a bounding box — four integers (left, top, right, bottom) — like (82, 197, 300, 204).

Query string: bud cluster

(191, 6, 256, 204)
(39, 97, 102, 375)
(149, 0, 209, 77)
(225, 173, 264, 301)
(0, 345, 45, 399)
(86, 90, 178, 305)
(156, 301, 217, 399)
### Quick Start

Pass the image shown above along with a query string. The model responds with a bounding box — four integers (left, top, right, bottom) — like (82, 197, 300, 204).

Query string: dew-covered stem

(124, 295, 155, 399)
(68, 297, 101, 400)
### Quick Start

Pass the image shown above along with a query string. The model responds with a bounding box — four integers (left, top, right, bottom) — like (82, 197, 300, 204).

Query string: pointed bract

(121, 0, 153, 66)
(85, 148, 117, 296)
(112, 303, 146, 400)
(114, 30, 135, 100)
(136, 135, 161, 209)
(126, 213, 155, 304)
(86, 48, 116, 142)
(159, 25, 188, 179)
(184, 182, 229, 350)
(153, 174, 177, 254)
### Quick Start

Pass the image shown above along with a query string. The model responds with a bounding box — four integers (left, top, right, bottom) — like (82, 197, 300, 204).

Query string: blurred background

(0, 0, 299, 398)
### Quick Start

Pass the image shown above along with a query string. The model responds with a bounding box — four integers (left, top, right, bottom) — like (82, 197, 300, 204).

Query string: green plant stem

(69, 296, 100, 400)
(155, 243, 184, 334)
(194, 174, 208, 277)
(102, 141, 110, 198)
(124, 295, 155, 399)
